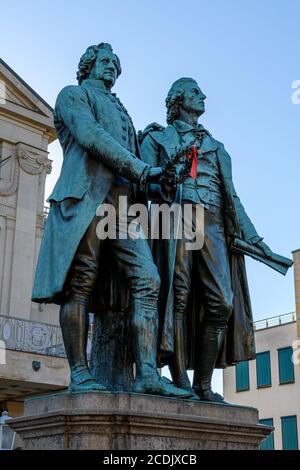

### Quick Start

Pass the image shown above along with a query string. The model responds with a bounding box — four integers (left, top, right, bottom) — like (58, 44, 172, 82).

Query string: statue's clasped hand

(140, 143, 197, 193)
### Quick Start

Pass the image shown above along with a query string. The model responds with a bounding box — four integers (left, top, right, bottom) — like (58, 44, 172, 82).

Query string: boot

(60, 302, 106, 392)
(193, 323, 226, 403)
(130, 302, 192, 398)
(168, 312, 193, 393)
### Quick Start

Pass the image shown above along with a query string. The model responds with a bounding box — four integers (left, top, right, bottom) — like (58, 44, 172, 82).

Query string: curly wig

(166, 77, 197, 124)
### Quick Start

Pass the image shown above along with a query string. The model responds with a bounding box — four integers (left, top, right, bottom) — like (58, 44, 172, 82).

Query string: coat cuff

(247, 235, 264, 244)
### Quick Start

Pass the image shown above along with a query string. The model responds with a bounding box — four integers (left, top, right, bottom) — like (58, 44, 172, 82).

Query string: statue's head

(166, 78, 206, 124)
(77, 43, 121, 89)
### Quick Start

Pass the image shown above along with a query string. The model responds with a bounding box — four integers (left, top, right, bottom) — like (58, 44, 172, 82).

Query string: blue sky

(2, 0, 300, 322)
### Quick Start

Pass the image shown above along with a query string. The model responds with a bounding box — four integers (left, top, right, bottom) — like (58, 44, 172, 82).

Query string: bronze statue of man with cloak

(140, 77, 290, 402)
(31, 44, 192, 398)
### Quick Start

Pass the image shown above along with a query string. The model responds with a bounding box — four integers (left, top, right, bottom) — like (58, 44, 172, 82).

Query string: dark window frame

(281, 415, 299, 450)
(256, 351, 272, 389)
(235, 360, 250, 392)
(278, 346, 295, 385)
(259, 418, 275, 450)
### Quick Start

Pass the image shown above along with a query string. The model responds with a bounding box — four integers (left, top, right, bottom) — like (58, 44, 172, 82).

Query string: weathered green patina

(32, 80, 146, 304)
(140, 77, 291, 402)
(32, 44, 192, 398)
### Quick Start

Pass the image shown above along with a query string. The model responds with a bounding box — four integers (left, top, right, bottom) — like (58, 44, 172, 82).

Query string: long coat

(32, 79, 147, 304)
(140, 123, 259, 367)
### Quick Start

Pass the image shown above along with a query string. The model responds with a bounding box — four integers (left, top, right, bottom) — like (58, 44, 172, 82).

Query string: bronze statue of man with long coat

(140, 77, 274, 402)
(31, 44, 191, 398)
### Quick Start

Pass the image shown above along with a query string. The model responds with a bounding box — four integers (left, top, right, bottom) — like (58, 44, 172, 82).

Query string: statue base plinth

(9, 391, 271, 450)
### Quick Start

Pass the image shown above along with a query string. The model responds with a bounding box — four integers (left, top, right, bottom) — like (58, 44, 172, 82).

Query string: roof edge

(0, 57, 54, 113)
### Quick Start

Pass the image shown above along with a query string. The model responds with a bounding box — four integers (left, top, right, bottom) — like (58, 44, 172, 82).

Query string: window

(278, 347, 295, 384)
(259, 418, 274, 450)
(281, 416, 298, 450)
(235, 361, 250, 392)
(256, 351, 271, 388)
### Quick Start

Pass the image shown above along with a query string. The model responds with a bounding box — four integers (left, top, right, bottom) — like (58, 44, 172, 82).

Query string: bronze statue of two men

(32, 43, 289, 402)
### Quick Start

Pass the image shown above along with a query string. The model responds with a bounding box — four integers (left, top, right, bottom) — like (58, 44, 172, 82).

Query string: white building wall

(0, 61, 66, 412)
(223, 321, 300, 449)
(0, 61, 59, 325)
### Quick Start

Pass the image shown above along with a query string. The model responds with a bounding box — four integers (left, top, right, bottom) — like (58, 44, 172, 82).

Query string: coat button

(122, 125, 127, 131)
(122, 135, 127, 141)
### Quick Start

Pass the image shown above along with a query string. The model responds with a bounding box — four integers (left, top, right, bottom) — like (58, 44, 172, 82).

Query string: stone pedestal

(9, 392, 272, 450)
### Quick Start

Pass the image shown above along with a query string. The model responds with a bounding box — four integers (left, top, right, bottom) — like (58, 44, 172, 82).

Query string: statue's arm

(140, 133, 160, 167)
(55, 86, 148, 183)
(232, 183, 262, 243)
(218, 144, 262, 243)
(140, 133, 175, 203)
(141, 133, 161, 200)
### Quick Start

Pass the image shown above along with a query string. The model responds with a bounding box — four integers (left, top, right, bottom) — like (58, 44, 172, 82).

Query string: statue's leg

(60, 217, 106, 392)
(170, 237, 193, 391)
(193, 207, 233, 402)
(111, 235, 192, 398)
(193, 323, 227, 402)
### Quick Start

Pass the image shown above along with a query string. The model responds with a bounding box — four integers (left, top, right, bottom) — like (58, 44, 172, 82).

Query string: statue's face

(88, 49, 119, 89)
(180, 81, 206, 116)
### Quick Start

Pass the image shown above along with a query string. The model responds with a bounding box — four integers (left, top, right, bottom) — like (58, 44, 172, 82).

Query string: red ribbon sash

(186, 145, 198, 179)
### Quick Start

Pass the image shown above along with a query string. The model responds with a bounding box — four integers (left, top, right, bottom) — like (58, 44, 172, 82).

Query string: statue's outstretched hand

(256, 240, 273, 257)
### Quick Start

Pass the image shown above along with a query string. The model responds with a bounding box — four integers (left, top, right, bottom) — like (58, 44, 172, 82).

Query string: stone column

(8, 144, 51, 319)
